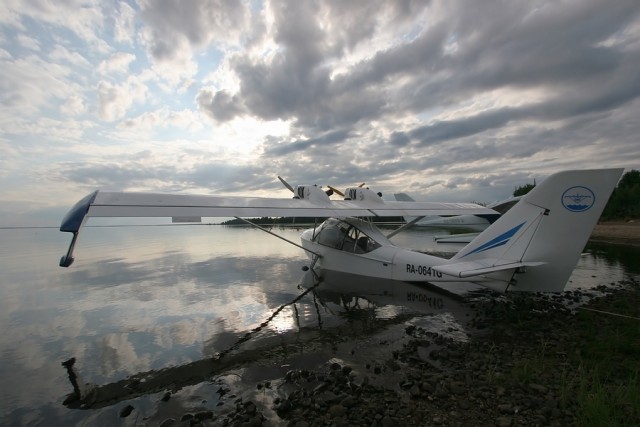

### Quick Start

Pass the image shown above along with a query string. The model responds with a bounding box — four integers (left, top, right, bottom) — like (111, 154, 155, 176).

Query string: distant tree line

(513, 182, 536, 197)
(601, 170, 640, 220)
(512, 170, 640, 220)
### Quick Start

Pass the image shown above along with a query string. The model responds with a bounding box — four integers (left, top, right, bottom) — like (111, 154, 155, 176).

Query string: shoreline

(590, 221, 640, 246)
(123, 280, 639, 427)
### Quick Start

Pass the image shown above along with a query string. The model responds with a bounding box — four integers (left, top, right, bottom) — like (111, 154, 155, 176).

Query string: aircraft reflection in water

(302, 269, 476, 321)
(61, 272, 474, 410)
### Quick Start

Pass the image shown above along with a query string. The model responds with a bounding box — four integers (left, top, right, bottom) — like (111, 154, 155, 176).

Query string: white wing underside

(86, 191, 497, 219)
(58, 190, 498, 267)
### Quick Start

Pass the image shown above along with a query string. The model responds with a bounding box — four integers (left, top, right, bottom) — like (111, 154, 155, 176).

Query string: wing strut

(385, 216, 425, 239)
(232, 217, 322, 258)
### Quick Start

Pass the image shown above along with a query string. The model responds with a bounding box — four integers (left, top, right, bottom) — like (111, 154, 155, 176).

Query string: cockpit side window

(314, 220, 345, 249)
(313, 220, 380, 253)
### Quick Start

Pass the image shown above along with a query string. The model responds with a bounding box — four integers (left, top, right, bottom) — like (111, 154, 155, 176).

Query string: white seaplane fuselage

(300, 217, 511, 287)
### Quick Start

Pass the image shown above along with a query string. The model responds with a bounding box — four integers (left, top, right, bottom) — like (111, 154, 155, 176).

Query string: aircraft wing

(60, 190, 497, 233)
(58, 190, 497, 267)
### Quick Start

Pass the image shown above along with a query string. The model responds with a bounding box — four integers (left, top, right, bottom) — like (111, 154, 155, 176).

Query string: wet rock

(409, 384, 421, 398)
(276, 400, 293, 416)
(158, 418, 175, 427)
(341, 395, 358, 408)
(495, 416, 512, 426)
(528, 383, 548, 394)
(458, 399, 472, 410)
(119, 404, 134, 418)
(160, 391, 171, 402)
(329, 404, 347, 417)
(243, 401, 257, 416)
(194, 410, 213, 420)
(380, 415, 394, 427)
(497, 403, 512, 414)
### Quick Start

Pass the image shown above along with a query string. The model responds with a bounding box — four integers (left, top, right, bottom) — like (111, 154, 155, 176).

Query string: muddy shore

(591, 221, 640, 246)
(130, 277, 639, 427)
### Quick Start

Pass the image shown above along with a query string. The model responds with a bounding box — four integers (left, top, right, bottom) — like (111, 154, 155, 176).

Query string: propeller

(327, 185, 344, 197)
(278, 176, 334, 197)
(327, 182, 365, 198)
(277, 175, 295, 193)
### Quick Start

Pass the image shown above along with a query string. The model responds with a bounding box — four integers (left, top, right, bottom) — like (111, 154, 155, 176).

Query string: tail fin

(447, 169, 623, 292)
(394, 193, 415, 202)
(394, 193, 420, 224)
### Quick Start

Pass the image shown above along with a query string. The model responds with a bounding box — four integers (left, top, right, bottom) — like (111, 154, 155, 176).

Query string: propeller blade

(327, 185, 344, 197)
(358, 182, 366, 187)
(277, 176, 295, 193)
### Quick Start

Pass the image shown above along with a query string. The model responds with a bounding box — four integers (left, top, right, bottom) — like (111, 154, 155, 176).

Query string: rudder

(451, 169, 623, 292)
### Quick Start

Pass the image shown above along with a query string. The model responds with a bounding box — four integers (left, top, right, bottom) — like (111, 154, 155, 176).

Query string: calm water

(1, 225, 638, 425)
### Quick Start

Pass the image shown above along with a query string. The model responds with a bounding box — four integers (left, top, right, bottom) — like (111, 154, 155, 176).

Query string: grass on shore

(570, 289, 640, 426)
(490, 281, 639, 426)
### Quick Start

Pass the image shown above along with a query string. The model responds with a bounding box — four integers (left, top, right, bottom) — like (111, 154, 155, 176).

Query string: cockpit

(311, 218, 387, 253)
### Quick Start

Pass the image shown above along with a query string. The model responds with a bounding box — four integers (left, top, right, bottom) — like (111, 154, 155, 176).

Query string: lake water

(1, 224, 638, 425)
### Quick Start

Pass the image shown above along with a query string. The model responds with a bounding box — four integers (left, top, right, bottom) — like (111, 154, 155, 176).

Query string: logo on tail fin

(562, 186, 595, 212)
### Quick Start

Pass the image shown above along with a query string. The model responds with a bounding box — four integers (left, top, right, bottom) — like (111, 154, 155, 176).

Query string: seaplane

(59, 169, 623, 293)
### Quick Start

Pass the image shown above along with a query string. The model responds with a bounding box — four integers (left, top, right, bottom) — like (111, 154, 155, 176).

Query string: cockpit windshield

(312, 218, 382, 253)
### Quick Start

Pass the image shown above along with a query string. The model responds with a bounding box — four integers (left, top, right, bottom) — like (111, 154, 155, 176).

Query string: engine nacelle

(292, 185, 331, 203)
(343, 187, 384, 203)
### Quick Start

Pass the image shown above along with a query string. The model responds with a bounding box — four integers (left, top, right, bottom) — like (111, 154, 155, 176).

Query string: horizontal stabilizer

(434, 259, 545, 278)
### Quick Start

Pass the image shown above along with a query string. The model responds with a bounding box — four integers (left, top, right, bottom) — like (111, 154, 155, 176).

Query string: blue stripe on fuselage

(462, 222, 525, 257)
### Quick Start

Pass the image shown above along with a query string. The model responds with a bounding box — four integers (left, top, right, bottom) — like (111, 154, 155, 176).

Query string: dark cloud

(197, 90, 246, 122)
(262, 129, 353, 156)
(190, 0, 639, 176)
(139, 0, 249, 61)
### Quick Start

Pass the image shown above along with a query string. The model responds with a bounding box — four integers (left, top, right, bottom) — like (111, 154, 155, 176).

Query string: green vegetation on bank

(487, 283, 640, 426)
(601, 169, 640, 220)
(513, 182, 536, 197)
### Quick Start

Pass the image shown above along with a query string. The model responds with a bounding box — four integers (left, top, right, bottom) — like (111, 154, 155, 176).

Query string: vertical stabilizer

(451, 169, 623, 292)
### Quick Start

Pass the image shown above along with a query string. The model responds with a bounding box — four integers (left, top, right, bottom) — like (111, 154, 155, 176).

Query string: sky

(1, 0, 639, 226)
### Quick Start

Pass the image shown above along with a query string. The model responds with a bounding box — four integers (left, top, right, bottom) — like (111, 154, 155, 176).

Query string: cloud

(262, 129, 353, 156)
(197, 89, 246, 122)
(96, 76, 147, 121)
(0, 54, 80, 115)
(97, 52, 136, 75)
(138, 0, 250, 61)
(15, 34, 40, 51)
(113, 1, 136, 45)
(2, 0, 108, 51)
(61, 95, 87, 116)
